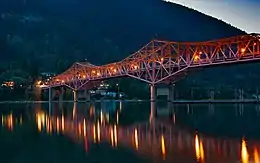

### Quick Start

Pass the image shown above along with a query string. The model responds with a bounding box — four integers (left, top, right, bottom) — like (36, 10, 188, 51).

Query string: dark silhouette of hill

(0, 0, 245, 66)
(0, 0, 257, 99)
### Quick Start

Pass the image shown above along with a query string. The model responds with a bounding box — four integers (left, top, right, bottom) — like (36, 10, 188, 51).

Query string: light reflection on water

(1, 102, 260, 163)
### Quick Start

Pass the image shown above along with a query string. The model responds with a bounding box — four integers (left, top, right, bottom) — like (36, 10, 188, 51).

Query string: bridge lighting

(113, 69, 117, 73)
(131, 64, 138, 70)
(254, 42, 257, 46)
(55, 79, 60, 82)
(97, 72, 101, 76)
(82, 75, 86, 79)
(199, 51, 203, 54)
(241, 48, 246, 53)
(92, 70, 96, 74)
(194, 55, 200, 61)
(161, 57, 164, 61)
(61, 80, 65, 83)
(37, 80, 42, 85)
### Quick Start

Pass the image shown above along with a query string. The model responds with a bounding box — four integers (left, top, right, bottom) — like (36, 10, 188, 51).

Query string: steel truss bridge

(44, 34, 260, 100)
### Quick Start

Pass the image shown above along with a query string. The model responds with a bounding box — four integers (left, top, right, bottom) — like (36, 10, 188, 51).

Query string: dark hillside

(0, 0, 255, 99)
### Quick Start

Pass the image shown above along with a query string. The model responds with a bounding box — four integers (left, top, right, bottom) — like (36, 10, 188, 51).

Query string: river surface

(1, 102, 260, 163)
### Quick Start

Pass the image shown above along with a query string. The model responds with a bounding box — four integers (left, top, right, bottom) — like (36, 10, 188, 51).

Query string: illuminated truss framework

(47, 33, 260, 90)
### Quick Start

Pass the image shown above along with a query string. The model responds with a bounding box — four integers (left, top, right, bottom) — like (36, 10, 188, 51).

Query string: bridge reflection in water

(29, 102, 260, 163)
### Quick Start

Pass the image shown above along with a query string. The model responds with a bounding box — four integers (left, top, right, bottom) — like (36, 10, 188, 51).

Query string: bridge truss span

(48, 33, 260, 89)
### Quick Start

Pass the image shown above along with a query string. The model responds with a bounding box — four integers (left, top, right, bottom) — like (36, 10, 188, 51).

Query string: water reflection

(36, 103, 260, 162)
(254, 147, 260, 163)
(241, 139, 249, 163)
(195, 134, 204, 162)
(1, 112, 22, 131)
(2, 103, 260, 163)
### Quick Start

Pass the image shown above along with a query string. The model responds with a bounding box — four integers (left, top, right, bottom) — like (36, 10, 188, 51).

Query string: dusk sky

(165, 0, 260, 33)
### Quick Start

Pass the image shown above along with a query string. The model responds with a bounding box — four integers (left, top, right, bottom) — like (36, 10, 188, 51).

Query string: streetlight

(116, 83, 119, 97)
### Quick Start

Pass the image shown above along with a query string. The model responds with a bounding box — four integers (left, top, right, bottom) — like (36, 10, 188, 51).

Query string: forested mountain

(0, 0, 257, 100)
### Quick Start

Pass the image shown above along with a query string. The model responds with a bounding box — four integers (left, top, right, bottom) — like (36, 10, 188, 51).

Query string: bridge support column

(84, 89, 90, 102)
(48, 87, 52, 103)
(168, 84, 174, 102)
(150, 101, 157, 121)
(73, 90, 78, 102)
(58, 87, 64, 103)
(167, 84, 174, 119)
(150, 84, 156, 102)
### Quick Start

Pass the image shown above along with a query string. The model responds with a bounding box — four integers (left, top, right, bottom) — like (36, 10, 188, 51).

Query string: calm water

(1, 102, 260, 163)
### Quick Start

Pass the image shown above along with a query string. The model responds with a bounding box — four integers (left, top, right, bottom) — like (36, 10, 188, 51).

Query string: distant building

(1, 81, 15, 89)
(40, 72, 56, 78)
(1, 81, 14, 87)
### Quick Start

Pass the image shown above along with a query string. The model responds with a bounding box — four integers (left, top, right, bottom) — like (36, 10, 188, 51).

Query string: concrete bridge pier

(167, 84, 174, 102)
(73, 90, 78, 102)
(48, 87, 52, 103)
(150, 101, 157, 121)
(72, 101, 77, 119)
(156, 84, 175, 102)
(58, 87, 64, 103)
(48, 87, 52, 113)
(84, 89, 91, 102)
(150, 84, 157, 102)
(167, 84, 175, 118)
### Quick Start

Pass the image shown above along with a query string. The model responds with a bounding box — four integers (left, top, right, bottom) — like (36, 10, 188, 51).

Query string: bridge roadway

(37, 112, 260, 163)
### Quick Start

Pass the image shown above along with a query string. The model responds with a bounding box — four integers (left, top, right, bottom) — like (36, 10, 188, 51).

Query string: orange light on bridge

(97, 72, 101, 76)
(199, 51, 203, 54)
(161, 57, 164, 61)
(254, 43, 257, 46)
(194, 55, 200, 61)
(61, 80, 65, 83)
(82, 75, 86, 79)
(241, 48, 246, 53)
(131, 64, 138, 70)
(113, 69, 117, 73)
(92, 70, 96, 74)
